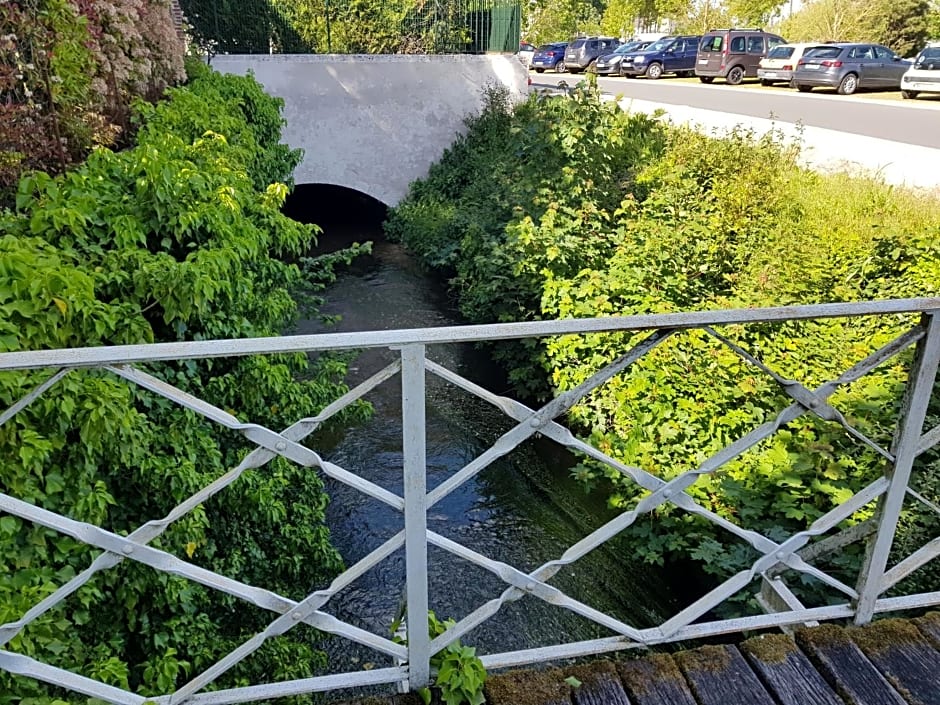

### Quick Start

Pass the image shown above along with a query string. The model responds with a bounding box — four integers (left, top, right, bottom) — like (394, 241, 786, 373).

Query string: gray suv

(564, 36, 620, 73)
(695, 28, 785, 84)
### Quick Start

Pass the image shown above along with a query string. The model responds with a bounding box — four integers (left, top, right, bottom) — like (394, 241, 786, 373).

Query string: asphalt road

(531, 73, 940, 149)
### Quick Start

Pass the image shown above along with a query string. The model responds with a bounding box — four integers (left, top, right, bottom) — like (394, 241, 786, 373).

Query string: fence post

(401, 344, 431, 688)
(855, 311, 940, 624)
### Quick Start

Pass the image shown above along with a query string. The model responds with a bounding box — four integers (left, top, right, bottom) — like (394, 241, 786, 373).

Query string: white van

(901, 42, 940, 99)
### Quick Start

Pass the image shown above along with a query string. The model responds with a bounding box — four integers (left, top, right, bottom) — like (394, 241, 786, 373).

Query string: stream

(286, 186, 680, 690)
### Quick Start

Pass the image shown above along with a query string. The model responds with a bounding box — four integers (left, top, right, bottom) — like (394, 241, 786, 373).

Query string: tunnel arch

(284, 183, 389, 252)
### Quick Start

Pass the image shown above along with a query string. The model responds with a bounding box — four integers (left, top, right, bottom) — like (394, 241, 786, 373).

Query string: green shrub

(388, 82, 940, 611)
(0, 68, 364, 700)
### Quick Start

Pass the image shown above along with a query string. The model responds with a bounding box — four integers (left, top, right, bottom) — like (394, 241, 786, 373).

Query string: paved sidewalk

(613, 96, 940, 191)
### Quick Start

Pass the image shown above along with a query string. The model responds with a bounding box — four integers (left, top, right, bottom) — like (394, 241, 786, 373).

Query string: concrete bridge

(212, 54, 529, 206)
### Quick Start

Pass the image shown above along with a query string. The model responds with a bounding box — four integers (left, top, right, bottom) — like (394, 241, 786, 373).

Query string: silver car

(792, 43, 911, 95)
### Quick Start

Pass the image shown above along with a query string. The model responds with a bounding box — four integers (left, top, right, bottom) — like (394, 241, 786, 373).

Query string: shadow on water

(284, 184, 681, 692)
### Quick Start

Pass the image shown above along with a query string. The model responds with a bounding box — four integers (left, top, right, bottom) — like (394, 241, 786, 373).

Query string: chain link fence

(179, 0, 520, 55)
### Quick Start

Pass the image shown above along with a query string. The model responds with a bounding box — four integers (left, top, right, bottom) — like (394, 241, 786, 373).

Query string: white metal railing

(2, 299, 940, 704)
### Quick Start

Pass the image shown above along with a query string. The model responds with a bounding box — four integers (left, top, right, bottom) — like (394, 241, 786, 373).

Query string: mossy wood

(849, 619, 940, 705)
(675, 645, 776, 705)
(618, 655, 697, 705)
(566, 662, 632, 705)
(740, 634, 843, 705)
(796, 625, 907, 705)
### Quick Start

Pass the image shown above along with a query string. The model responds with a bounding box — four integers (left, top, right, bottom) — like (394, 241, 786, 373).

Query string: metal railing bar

(706, 325, 902, 461)
(401, 344, 431, 690)
(757, 575, 819, 630)
(2, 300, 935, 372)
(657, 477, 888, 638)
(0, 367, 71, 427)
(168, 666, 409, 705)
(786, 518, 876, 565)
(428, 360, 842, 576)
(0, 650, 144, 705)
(0, 395, 376, 646)
(478, 637, 645, 671)
(0, 493, 404, 658)
(298, 359, 403, 430)
(907, 487, 940, 516)
(426, 531, 645, 647)
(542, 323, 920, 583)
(916, 423, 940, 456)
(172, 531, 407, 699)
(107, 365, 405, 510)
(642, 604, 857, 644)
(429, 330, 911, 644)
(880, 536, 940, 590)
(426, 329, 674, 507)
(855, 312, 940, 623)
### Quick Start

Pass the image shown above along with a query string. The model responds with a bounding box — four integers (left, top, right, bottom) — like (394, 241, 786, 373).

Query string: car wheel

(699, 76, 714, 84)
(760, 79, 772, 86)
(796, 84, 812, 92)
(555, 61, 566, 74)
(726, 66, 744, 85)
(568, 68, 581, 74)
(901, 89, 918, 99)
(535, 68, 544, 73)
(837, 73, 858, 95)
(646, 62, 664, 80)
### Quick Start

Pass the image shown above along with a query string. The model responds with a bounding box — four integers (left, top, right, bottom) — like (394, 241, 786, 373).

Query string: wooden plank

(564, 661, 631, 705)
(618, 654, 697, 705)
(675, 644, 776, 705)
(850, 618, 940, 705)
(914, 612, 940, 651)
(740, 633, 843, 705)
(485, 667, 572, 705)
(796, 624, 907, 705)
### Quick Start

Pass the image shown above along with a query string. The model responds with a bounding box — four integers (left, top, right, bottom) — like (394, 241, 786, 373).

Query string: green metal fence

(179, 0, 520, 55)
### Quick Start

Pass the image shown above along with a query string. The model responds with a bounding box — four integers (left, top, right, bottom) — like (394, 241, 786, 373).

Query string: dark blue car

(620, 35, 701, 79)
(531, 42, 568, 73)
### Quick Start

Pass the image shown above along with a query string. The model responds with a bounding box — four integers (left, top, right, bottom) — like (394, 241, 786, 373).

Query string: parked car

(594, 40, 652, 76)
(757, 43, 819, 86)
(695, 28, 786, 84)
(619, 35, 701, 79)
(518, 42, 536, 68)
(564, 36, 620, 73)
(531, 42, 569, 73)
(901, 42, 940, 99)
(793, 43, 911, 95)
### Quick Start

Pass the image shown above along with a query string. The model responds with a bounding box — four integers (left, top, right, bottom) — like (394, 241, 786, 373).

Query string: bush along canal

(284, 185, 681, 688)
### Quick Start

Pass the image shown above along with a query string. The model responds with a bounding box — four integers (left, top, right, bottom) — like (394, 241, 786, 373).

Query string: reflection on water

(294, 235, 679, 687)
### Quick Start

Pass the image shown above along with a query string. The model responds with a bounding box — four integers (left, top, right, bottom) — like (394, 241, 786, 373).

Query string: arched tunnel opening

(283, 183, 389, 254)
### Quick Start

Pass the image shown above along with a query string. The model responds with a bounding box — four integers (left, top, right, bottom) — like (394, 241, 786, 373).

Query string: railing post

(401, 344, 431, 689)
(855, 311, 940, 624)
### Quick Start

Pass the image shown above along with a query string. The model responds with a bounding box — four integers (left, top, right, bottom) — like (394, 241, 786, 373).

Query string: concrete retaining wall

(211, 54, 529, 205)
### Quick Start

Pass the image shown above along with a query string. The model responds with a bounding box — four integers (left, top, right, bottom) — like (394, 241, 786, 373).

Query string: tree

(782, 0, 930, 54)
(864, 0, 931, 57)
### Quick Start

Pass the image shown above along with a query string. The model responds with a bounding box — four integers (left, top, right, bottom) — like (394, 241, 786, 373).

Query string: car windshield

(614, 42, 641, 54)
(536, 44, 558, 51)
(916, 47, 940, 66)
(805, 46, 843, 59)
(645, 38, 671, 52)
(767, 46, 794, 59)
